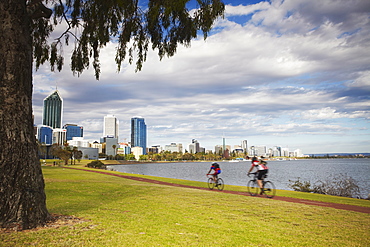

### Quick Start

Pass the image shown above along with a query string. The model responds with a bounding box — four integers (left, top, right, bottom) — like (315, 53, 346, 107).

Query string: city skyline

(32, 0, 370, 154)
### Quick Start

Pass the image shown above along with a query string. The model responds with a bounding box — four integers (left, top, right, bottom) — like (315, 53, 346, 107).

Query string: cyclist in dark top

(248, 156, 269, 195)
(207, 162, 221, 183)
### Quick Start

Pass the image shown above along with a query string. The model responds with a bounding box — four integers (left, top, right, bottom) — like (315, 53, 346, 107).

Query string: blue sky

(32, 0, 370, 154)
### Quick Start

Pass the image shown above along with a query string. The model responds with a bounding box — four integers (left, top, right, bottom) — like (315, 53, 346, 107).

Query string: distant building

(90, 141, 103, 154)
(78, 147, 99, 160)
(43, 90, 63, 129)
(188, 139, 200, 154)
(164, 143, 183, 153)
(63, 124, 83, 141)
(52, 128, 66, 145)
(294, 149, 303, 157)
(118, 142, 131, 155)
(215, 145, 223, 154)
(103, 115, 119, 139)
(241, 140, 248, 153)
(101, 136, 118, 156)
(131, 117, 147, 154)
(36, 125, 53, 145)
(270, 146, 282, 157)
(149, 145, 161, 154)
(67, 137, 89, 148)
(131, 146, 143, 160)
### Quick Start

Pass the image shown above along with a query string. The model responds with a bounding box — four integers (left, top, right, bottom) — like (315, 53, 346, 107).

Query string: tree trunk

(0, 0, 50, 229)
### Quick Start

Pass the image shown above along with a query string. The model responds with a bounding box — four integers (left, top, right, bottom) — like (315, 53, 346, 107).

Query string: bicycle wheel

(247, 180, 259, 196)
(263, 181, 276, 198)
(217, 178, 224, 191)
(208, 178, 215, 190)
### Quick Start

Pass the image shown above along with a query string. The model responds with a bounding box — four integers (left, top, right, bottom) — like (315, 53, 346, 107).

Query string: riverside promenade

(66, 167, 370, 214)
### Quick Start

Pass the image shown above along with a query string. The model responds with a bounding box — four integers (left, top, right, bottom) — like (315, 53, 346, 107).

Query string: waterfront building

(164, 143, 183, 153)
(118, 142, 131, 155)
(241, 140, 248, 153)
(271, 146, 282, 157)
(188, 139, 200, 154)
(42, 90, 63, 129)
(131, 146, 143, 160)
(63, 124, 83, 141)
(131, 117, 147, 154)
(281, 148, 290, 157)
(103, 115, 119, 139)
(215, 145, 222, 154)
(294, 149, 303, 157)
(149, 145, 161, 154)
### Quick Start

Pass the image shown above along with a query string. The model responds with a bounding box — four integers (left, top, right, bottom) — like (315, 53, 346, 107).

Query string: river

(107, 158, 370, 198)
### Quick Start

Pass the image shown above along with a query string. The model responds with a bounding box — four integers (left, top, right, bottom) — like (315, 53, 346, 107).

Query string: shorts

(257, 169, 268, 180)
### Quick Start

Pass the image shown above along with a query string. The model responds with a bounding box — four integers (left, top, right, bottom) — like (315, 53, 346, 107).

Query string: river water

(107, 159, 370, 198)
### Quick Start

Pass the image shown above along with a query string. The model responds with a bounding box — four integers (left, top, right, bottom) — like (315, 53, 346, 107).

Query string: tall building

(103, 115, 119, 139)
(42, 90, 63, 129)
(188, 139, 200, 154)
(63, 124, 83, 141)
(131, 117, 147, 154)
(241, 140, 248, 153)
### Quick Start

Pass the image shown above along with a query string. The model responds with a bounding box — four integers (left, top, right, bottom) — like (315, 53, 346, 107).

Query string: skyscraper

(42, 90, 63, 129)
(242, 140, 248, 153)
(131, 117, 147, 154)
(103, 115, 119, 139)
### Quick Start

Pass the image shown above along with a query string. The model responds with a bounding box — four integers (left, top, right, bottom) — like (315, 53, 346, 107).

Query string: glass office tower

(42, 90, 63, 129)
(131, 117, 147, 154)
(63, 124, 83, 141)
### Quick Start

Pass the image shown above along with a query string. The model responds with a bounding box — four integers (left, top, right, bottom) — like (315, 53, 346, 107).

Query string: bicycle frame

(247, 172, 275, 198)
(207, 174, 224, 191)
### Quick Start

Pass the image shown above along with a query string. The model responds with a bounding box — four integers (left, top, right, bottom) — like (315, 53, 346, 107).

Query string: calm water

(107, 159, 370, 198)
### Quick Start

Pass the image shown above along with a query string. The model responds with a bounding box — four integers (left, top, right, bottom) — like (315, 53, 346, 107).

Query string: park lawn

(79, 166, 370, 208)
(1, 166, 369, 246)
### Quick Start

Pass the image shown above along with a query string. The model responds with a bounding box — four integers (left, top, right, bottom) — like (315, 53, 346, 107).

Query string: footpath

(66, 167, 370, 214)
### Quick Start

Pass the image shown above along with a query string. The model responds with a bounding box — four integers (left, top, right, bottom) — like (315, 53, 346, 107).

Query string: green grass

(1, 166, 369, 246)
(88, 167, 370, 208)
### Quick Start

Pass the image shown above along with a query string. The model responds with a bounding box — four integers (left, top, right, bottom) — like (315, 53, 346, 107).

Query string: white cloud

(32, 0, 370, 153)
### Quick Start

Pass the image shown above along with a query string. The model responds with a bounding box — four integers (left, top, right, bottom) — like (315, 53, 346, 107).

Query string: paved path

(67, 167, 370, 214)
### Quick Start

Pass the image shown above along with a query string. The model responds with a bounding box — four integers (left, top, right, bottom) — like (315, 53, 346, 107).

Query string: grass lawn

(1, 166, 369, 246)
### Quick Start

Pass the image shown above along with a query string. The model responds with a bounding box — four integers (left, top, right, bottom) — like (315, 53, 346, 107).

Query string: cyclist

(247, 156, 269, 195)
(207, 162, 221, 184)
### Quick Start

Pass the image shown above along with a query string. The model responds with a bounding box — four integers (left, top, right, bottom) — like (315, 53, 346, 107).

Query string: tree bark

(0, 0, 50, 229)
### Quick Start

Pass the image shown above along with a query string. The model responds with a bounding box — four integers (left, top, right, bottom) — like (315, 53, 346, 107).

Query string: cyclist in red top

(207, 162, 221, 183)
(248, 156, 269, 195)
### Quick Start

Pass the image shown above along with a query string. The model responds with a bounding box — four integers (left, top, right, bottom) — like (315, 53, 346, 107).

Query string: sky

(32, 0, 370, 154)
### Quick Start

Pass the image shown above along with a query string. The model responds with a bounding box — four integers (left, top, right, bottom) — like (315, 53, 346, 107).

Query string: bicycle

(247, 172, 276, 198)
(207, 174, 224, 191)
